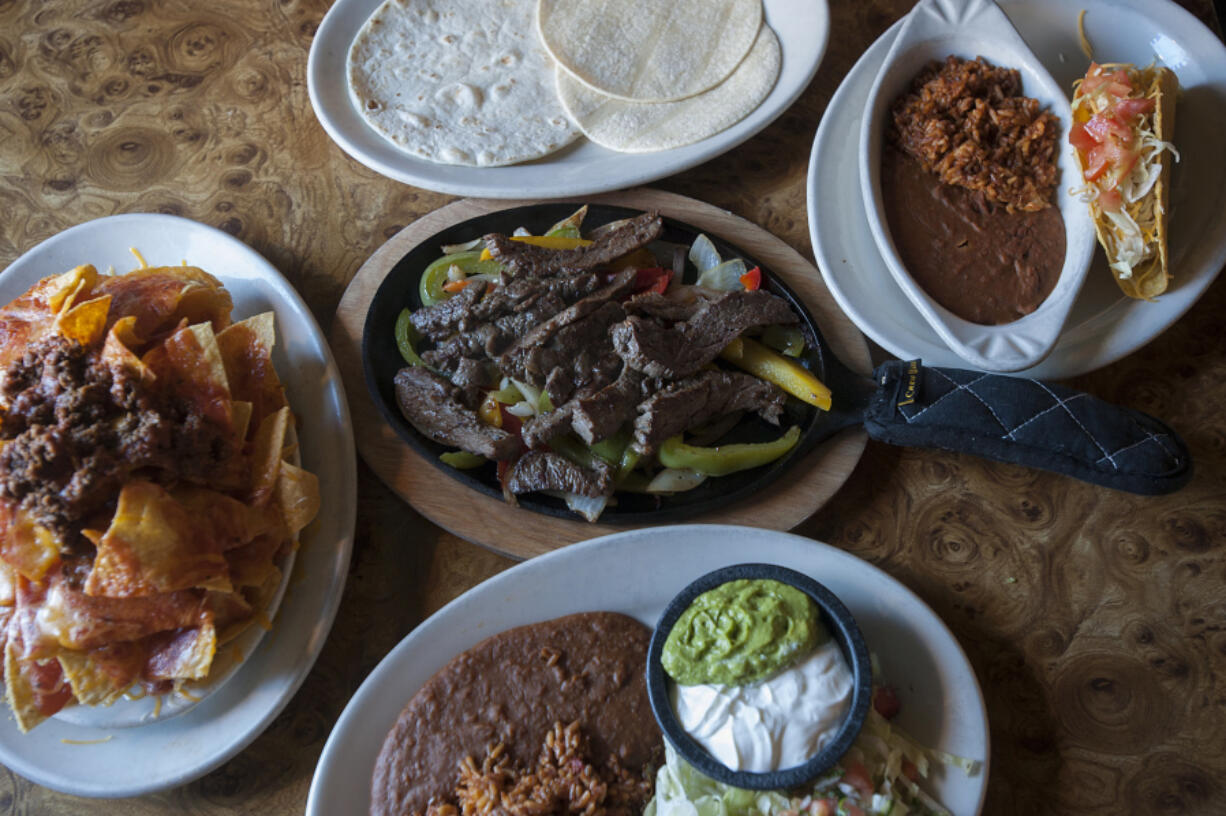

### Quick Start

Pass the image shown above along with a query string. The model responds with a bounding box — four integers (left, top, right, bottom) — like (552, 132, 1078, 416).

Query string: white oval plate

(809, 0, 1226, 378)
(306, 525, 990, 816)
(0, 214, 357, 797)
(307, 0, 830, 198)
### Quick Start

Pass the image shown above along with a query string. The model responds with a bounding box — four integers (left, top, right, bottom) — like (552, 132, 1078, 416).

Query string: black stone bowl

(361, 203, 832, 524)
(646, 563, 873, 790)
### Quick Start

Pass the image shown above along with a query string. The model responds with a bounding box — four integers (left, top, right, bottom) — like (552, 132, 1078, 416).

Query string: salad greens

(645, 707, 979, 816)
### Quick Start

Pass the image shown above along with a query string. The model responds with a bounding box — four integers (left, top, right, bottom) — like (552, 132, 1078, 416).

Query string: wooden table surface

(2, 1, 1224, 814)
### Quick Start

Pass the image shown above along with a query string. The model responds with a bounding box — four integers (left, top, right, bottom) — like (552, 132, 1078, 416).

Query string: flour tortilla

(537, 0, 763, 103)
(348, 0, 579, 167)
(556, 25, 780, 153)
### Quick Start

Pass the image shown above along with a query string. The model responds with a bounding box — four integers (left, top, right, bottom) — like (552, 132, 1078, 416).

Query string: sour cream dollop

(670, 638, 853, 772)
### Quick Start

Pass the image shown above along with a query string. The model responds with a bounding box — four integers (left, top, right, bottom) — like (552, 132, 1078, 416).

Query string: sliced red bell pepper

(739, 266, 762, 291)
(632, 266, 673, 295)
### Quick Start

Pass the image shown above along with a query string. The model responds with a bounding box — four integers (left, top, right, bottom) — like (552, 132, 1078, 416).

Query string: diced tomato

(1068, 120, 1097, 154)
(873, 685, 901, 719)
(813, 799, 837, 816)
(1098, 187, 1123, 212)
(1080, 64, 1132, 98)
(632, 266, 673, 295)
(841, 806, 866, 816)
(1114, 96, 1155, 121)
(902, 759, 920, 781)
(843, 760, 875, 799)
(1083, 114, 1131, 144)
(1084, 140, 1123, 182)
(739, 266, 762, 291)
(441, 278, 471, 294)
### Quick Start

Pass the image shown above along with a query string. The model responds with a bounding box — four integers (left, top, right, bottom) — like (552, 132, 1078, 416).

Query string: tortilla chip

(56, 294, 112, 347)
(93, 266, 232, 339)
(217, 313, 286, 430)
(0, 562, 15, 608)
(48, 265, 99, 315)
(57, 646, 139, 707)
(249, 406, 290, 505)
(142, 321, 234, 428)
(102, 317, 157, 386)
(277, 460, 320, 537)
(0, 506, 61, 583)
(84, 481, 232, 598)
(4, 638, 48, 732)
(144, 621, 217, 682)
(225, 533, 284, 589)
(231, 400, 253, 442)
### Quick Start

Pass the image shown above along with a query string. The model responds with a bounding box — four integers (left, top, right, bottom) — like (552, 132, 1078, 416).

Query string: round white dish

(306, 525, 990, 816)
(858, 0, 1096, 372)
(307, 0, 830, 198)
(0, 214, 357, 797)
(809, 0, 1226, 379)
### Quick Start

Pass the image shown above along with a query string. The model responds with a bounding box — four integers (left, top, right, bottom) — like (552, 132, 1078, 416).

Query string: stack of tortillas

(347, 0, 780, 166)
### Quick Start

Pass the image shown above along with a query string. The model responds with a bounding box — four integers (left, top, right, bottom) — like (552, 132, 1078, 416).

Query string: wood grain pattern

(330, 190, 870, 558)
(0, 0, 1223, 814)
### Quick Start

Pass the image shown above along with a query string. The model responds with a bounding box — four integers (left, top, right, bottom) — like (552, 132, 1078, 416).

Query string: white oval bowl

(858, 0, 1097, 372)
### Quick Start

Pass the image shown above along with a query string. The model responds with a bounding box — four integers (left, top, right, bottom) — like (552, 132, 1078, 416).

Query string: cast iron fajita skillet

(362, 204, 1191, 525)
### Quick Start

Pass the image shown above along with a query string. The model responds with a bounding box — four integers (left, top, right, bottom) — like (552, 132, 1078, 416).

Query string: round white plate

(307, 0, 830, 198)
(809, 0, 1226, 379)
(306, 525, 990, 816)
(0, 214, 357, 797)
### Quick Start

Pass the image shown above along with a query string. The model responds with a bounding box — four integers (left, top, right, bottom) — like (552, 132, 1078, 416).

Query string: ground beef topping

(0, 334, 236, 541)
(890, 55, 1061, 213)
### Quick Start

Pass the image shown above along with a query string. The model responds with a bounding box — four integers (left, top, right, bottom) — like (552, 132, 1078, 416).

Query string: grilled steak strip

(520, 404, 575, 450)
(570, 366, 646, 445)
(613, 290, 799, 380)
(498, 270, 637, 395)
(484, 212, 662, 279)
(393, 366, 519, 460)
(409, 279, 487, 341)
(632, 370, 786, 455)
(623, 291, 708, 322)
(505, 451, 614, 498)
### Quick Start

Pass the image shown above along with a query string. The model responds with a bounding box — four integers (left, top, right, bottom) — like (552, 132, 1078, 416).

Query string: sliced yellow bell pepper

(721, 337, 832, 411)
(478, 392, 503, 428)
(479, 235, 594, 261)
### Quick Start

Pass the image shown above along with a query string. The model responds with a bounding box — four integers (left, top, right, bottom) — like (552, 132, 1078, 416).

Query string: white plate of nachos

(307, 0, 830, 197)
(0, 214, 356, 797)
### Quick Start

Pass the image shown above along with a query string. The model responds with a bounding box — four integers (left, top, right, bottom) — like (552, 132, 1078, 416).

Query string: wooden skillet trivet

(330, 189, 871, 559)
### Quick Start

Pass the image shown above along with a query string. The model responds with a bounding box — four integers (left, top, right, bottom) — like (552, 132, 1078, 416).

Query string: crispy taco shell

(1085, 65, 1177, 300)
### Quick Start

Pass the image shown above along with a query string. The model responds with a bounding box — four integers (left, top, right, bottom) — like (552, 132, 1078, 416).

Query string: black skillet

(362, 204, 1191, 525)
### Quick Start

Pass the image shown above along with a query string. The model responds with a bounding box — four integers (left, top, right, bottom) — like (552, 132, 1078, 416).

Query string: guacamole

(662, 578, 825, 686)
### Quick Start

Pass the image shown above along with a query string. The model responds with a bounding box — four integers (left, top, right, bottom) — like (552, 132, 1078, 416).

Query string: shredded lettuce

(645, 706, 980, 816)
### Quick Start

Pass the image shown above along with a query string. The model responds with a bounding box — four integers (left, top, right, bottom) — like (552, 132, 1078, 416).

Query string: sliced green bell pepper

(395, 308, 424, 366)
(419, 250, 502, 307)
(440, 451, 487, 469)
(658, 426, 801, 477)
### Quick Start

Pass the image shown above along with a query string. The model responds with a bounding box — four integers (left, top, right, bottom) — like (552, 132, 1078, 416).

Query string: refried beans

(884, 55, 1066, 324)
(882, 146, 1065, 325)
(370, 611, 661, 816)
